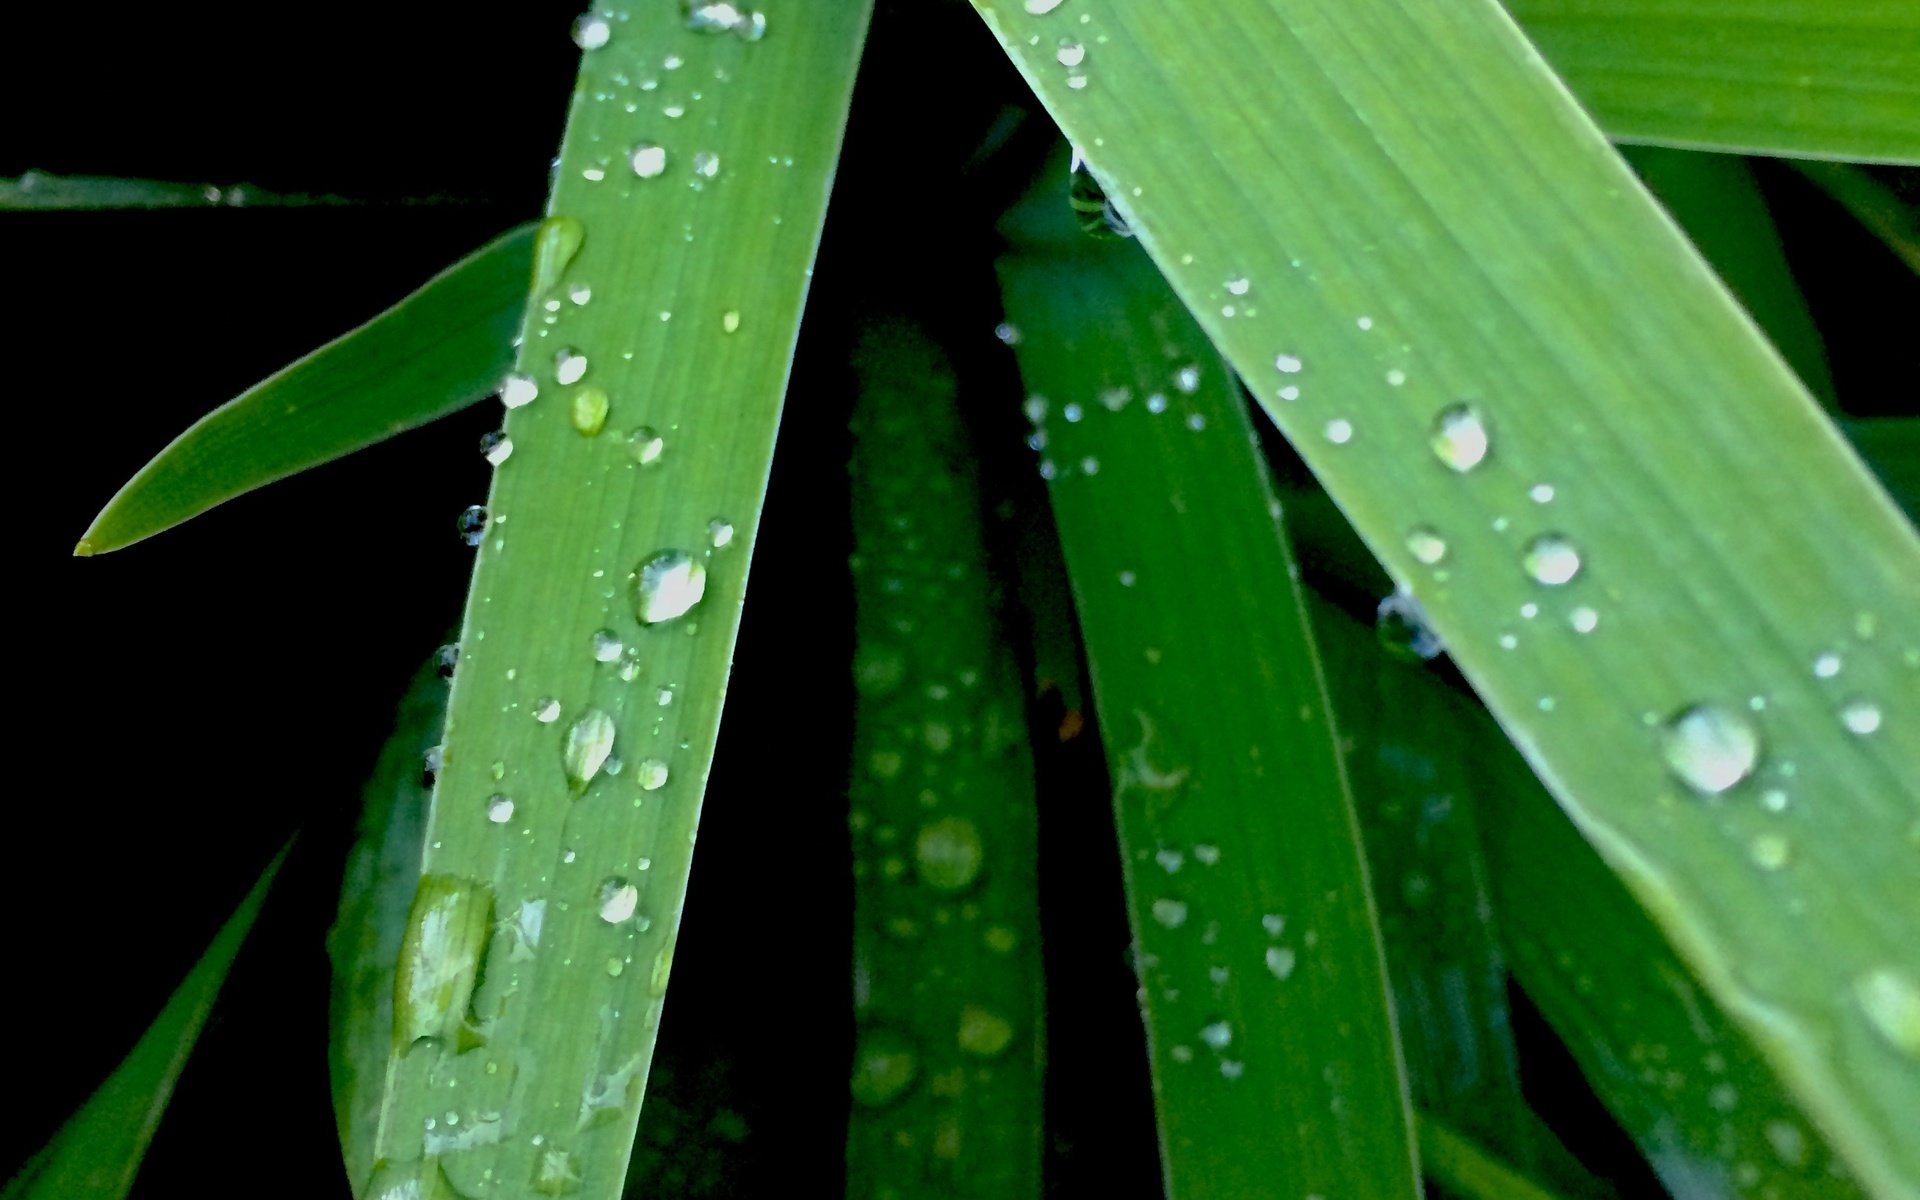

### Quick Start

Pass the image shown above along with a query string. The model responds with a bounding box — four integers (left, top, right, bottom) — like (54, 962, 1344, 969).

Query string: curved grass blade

(1783, 161, 1920, 275)
(996, 159, 1420, 1200)
(845, 319, 1045, 1198)
(1309, 596, 1867, 1199)
(1418, 1115, 1574, 1200)
(969, 4, 1920, 1190)
(1506, 0, 1920, 164)
(75, 223, 535, 556)
(3, 843, 288, 1200)
(329, 654, 449, 1189)
(363, 8, 872, 1199)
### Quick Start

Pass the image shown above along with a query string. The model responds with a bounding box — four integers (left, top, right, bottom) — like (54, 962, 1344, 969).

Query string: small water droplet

(1225, 276, 1250, 296)
(1749, 833, 1791, 870)
(1200, 1020, 1232, 1050)
(1056, 39, 1086, 66)
(1274, 353, 1303, 374)
(1405, 527, 1447, 565)
(1265, 945, 1297, 980)
(1430, 403, 1489, 472)
(958, 1005, 1014, 1057)
(850, 1031, 918, 1106)
(1385, 368, 1407, 387)
(628, 426, 665, 466)
(555, 347, 589, 387)
(994, 322, 1021, 345)
(1024, 0, 1065, 12)
(629, 142, 668, 178)
(915, 817, 984, 891)
(1661, 704, 1761, 796)
(570, 385, 610, 437)
(1530, 483, 1555, 504)
(635, 758, 670, 791)
(1151, 898, 1188, 928)
(598, 877, 640, 924)
(1813, 651, 1842, 679)
(721, 309, 741, 333)
(708, 518, 735, 548)
(1378, 591, 1444, 660)
(1853, 968, 1920, 1058)
(487, 795, 515, 824)
(501, 372, 539, 409)
(1173, 365, 1201, 394)
(1570, 606, 1599, 634)
(1840, 698, 1882, 735)
(457, 506, 489, 547)
(591, 629, 624, 663)
(480, 430, 514, 465)
(634, 550, 707, 624)
(535, 696, 562, 724)
(433, 643, 460, 678)
(1522, 534, 1583, 586)
(1324, 418, 1353, 444)
(563, 708, 617, 790)
(531, 215, 587, 295)
(571, 12, 611, 50)
(692, 151, 721, 179)
(567, 282, 592, 306)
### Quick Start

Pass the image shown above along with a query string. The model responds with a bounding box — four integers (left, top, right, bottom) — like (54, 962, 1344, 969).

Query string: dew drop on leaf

(958, 1005, 1014, 1057)
(1430, 403, 1489, 472)
(629, 143, 668, 179)
(850, 1031, 918, 1106)
(480, 430, 514, 465)
(555, 347, 588, 386)
(597, 877, 639, 924)
(456, 506, 489, 547)
(634, 758, 670, 791)
(628, 426, 665, 466)
(1405, 527, 1447, 565)
(570, 385, 610, 437)
(591, 629, 624, 663)
(1839, 698, 1882, 735)
(1522, 534, 1583, 586)
(1661, 704, 1760, 796)
(486, 795, 515, 824)
(571, 12, 611, 50)
(501, 372, 539, 409)
(915, 816, 984, 891)
(563, 708, 617, 790)
(634, 550, 707, 624)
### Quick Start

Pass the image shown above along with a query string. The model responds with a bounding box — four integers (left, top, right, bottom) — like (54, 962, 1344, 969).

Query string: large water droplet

(628, 426, 666, 466)
(563, 708, 617, 790)
(570, 385, 610, 437)
(630, 143, 668, 179)
(501, 372, 539, 409)
(851, 1031, 918, 1106)
(634, 550, 707, 624)
(598, 877, 640, 924)
(1661, 704, 1761, 795)
(532, 215, 587, 296)
(958, 1005, 1014, 1057)
(555, 347, 588, 386)
(1055, 39, 1085, 66)
(457, 506, 489, 547)
(1522, 534, 1583, 586)
(480, 430, 514, 465)
(915, 816, 984, 891)
(394, 875, 494, 1050)
(591, 629, 624, 662)
(571, 13, 611, 50)
(1430, 403, 1489, 472)
(1840, 698, 1882, 735)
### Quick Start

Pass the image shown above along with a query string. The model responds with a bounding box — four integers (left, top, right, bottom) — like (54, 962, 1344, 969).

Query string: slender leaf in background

(1311, 596, 1866, 1199)
(1418, 1115, 1576, 1200)
(76, 223, 536, 555)
(365, 8, 871, 1199)
(1620, 147, 1833, 406)
(330, 656, 450, 1189)
(1848, 419, 1920, 519)
(845, 319, 1045, 1198)
(1783, 161, 1920, 276)
(1505, 0, 1920, 164)
(0, 169, 473, 210)
(2, 843, 288, 1200)
(996, 157, 1420, 1200)
(970, 3, 1919, 1190)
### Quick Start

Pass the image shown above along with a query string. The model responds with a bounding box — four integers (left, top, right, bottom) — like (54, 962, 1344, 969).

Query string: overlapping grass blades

(361, 8, 870, 1198)
(1506, 0, 1920, 163)
(996, 156, 1420, 1200)
(76, 224, 535, 555)
(969, 2, 1919, 1190)
(2, 844, 286, 1200)
(844, 320, 1045, 1198)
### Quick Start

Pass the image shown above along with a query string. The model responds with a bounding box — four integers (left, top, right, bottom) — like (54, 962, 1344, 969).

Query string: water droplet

(1173, 364, 1201, 394)
(1748, 833, 1790, 870)
(1405, 527, 1447, 565)
(591, 629, 624, 662)
(1151, 898, 1188, 928)
(1265, 945, 1297, 980)
(395, 875, 493, 1049)
(567, 282, 592, 306)
(1385, 368, 1407, 387)
(634, 550, 707, 624)
(850, 1031, 918, 1106)
(1764, 1120, 1807, 1168)
(1839, 698, 1883, 734)
(1068, 147, 1131, 238)
(555, 347, 588, 386)
(1661, 704, 1761, 796)
(994, 322, 1021, 345)
(535, 696, 562, 723)
(598, 877, 640, 924)
(1220, 1060, 1245, 1079)
(915, 817, 983, 891)
(708, 518, 735, 548)
(457, 506, 489, 547)
(570, 385, 610, 437)
(1529, 483, 1555, 504)
(1056, 39, 1086, 66)
(433, 643, 460, 678)
(1324, 418, 1353, 445)
(1430, 403, 1489, 472)
(635, 758, 670, 791)
(1024, 0, 1065, 12)
(563, 708, 617, 790)
(501, 372, 539, 409)
(629, 142, 668, 178)
(531, 215, 587, 295)
(1813, 651, 1842, 679)
(1274, 353, 1303, 374)
(1570, 606, 1599, 634)
(480, 430, 514, 465)
(1853, 968, 1920, 1058)
(628, 426, 665, 465)
(487, 795, 515, 824)
(692, 151, 720, 179)
(1522, 534, 1583, 586)
(721, 309, 741, 333)
(1225, 276, 1250, 296)
(958, 1005, 1014, 1057)
(571, 12, 611, 50)
(1377, 591, 1444, 660)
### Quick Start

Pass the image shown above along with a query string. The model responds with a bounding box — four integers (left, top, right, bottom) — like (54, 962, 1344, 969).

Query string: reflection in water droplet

(1840, 698, 1882, 735)
(851, 1031, 918, 1106)
(628, 426, 665, 466)
(564, 708, 617, 790)
(457, 506, 489, 547)
(598, 877, 640, 924)
(1430, 404, 1489, 472)
(1377, 591, 1444, 661)
(1405, 527, 1447, 565)
(1853, 968, 1920, 1058)
(634, 550, 707, 624)
(501, 372, 539, 409)
(916, 817, 984, 891)
(1522, 534, 1583, 586)
(570, 385, 610, 437)
(1661, 704, 1761, 795)
(1068, 147, 1132, 239)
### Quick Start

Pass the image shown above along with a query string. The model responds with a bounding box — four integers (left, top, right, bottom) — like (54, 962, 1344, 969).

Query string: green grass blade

(330, 655, 449, 1190)
(1620, 147, 1833, 405)
(970, 4, 1919, 1190)
(996, 161, 1420, 1200)
(0, 170, 470, 210)
(75, 223, 535, 556)
(1418, 1115, 1574, 1200)
(3, 843, 287, 1200)
(1784, 161, 1920, 275)
(363, 8, 871, 1199)
(845, 319, 1045, 1197)
(1506, 0, 1920, 163)
(1311, 596, 1866, 1198)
